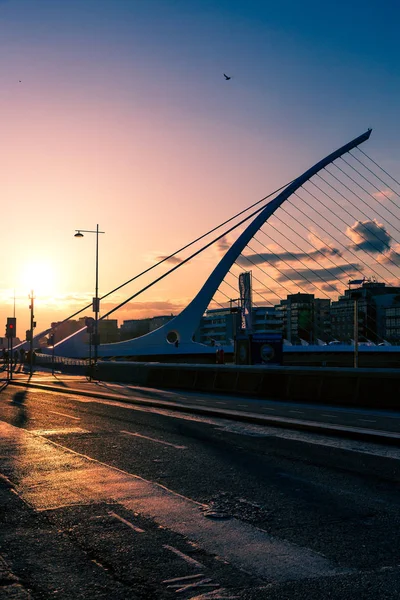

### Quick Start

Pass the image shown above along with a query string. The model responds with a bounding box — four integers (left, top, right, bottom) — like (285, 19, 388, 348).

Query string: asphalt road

(0, 382, 400, 599)
(7, 368, 400, 438)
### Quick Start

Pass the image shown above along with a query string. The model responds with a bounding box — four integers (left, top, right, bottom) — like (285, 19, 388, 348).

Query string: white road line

(359, 419, 376, 423)
(215, 402, 227, 405)
(49, 411, 80, 420)
(170, 578, 219, 593)
(261, 407, 276, 411)
(163, 574, 204, 584)
(321, 414, 338, 418)
(237, 404, 248, 408)
(289, 410, 304, 414)
(121, 430, 187, 450)
(108, 511, 145, 533)
(163, 545, 204, 568)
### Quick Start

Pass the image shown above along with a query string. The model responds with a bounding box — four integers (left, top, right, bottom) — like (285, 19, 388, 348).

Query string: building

(252, 306, 283, 335)
(51, 320, 82, 343)
(194, 308, 233, 346)
(0, 337, 21, 349)
(120, 315, 174, 341)
(384, 305, 400, 343)
(98, 319, 119, 343)
(330, 281, 400, 343)
(275, 294, 332, 344)
(314, 298, 331, 342)
(277, 293, 314, 344)
(194, 305, 283, 346)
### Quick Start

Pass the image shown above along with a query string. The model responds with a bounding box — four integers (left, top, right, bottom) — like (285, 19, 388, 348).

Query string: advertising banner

(238, 271, 252, 332)
(250, 333, 283, 365)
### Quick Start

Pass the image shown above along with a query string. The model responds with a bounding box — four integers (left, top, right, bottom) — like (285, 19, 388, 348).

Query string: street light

(350, 290, 362, 368)
(74, 225, 105, 372)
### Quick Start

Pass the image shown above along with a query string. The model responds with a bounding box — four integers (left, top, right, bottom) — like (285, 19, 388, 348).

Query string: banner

(238, 271, 252, 332)
(251, 333, 283, 365)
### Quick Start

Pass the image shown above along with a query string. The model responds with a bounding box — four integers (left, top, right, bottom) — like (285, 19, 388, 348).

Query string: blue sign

(251, 333, 283, 365)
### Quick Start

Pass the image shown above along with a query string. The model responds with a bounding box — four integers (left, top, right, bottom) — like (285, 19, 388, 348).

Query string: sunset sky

(1, 0, 399, 336)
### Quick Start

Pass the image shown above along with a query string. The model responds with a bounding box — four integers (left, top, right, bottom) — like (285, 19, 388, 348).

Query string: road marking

(49, 410, 81, 420)
(121, 430, 187, 450)
(261, 407, 276, 411)
(163, 573, 220, 593)
(359, 419, 376, 423)
(215, 402, 227, 405)
(163, 574, 204, 584)
(168, 578, 219, 593)
(108, 511, 145, 533)
(163, 545, 204, 568)
(321, 414, 338, 418)
(31, 427, 89, 436)
(289, 410, 304, 414)
(237, 404, 248, 408)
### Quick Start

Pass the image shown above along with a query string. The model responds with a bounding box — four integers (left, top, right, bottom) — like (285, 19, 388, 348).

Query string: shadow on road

(11, 390, 29, 428)
(0, 379, 9, 392)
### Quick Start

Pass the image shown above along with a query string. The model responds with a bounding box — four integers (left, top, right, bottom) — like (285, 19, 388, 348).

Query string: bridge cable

(99, 184, 295, 320)
(52, 179, 293, 330)
(347, 152, 400, 210)
(314, 174, 400, 274)
(292, 188, 397, 281)
(356, 148, 400, 191)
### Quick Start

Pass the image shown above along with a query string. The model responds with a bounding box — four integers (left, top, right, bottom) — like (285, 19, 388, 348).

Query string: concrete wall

(95, 362, 400, 409)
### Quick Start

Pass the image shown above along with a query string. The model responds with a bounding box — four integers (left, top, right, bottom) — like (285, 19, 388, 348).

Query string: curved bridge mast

(51, 129, 372, 357)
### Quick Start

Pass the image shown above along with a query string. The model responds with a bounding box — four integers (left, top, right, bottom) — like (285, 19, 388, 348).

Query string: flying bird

(223, 73, 231, 80)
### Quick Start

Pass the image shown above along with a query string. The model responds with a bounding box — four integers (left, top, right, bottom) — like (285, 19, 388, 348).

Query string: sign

(85, 317, 95, 334)
(238, 271, 252, 332)
(251, 333, 283, 365)
(236, 337, 250, 365)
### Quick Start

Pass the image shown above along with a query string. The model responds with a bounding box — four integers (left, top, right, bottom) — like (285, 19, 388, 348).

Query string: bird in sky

(223, 73, 231, 80)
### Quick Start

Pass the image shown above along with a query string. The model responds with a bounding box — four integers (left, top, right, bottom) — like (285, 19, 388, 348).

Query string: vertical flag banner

(239, 271, 253, 333)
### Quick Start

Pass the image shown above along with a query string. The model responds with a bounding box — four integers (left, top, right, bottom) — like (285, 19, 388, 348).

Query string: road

(7, 368, 400, 439)
(0, 379, 400, 598)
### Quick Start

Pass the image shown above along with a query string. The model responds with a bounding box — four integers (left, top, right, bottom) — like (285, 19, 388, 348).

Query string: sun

(19, 260, 57, 296)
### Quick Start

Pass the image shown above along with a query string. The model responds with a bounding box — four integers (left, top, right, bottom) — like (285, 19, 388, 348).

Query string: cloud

(373, 189, 395, 201)
(237, 245, 341, 267)
(321, 283, 339, 293)
(156, 255, 183, 265)
(377, 245, 400, 266)
(100, 299, 187, 320)
(275, 263, 362, 284)
(216, 236, 231, 254)
(346, 220, 391, 254)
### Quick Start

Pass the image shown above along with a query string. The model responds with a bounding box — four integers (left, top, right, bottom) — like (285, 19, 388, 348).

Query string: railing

(35, 353, 88, 367)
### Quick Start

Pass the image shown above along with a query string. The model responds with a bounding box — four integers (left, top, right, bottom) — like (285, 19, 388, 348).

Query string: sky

(1, 0, 399, 336)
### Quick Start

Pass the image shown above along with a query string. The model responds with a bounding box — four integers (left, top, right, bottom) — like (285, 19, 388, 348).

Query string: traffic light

(6, 317, 16, 339)
(26, 330, 32, 342)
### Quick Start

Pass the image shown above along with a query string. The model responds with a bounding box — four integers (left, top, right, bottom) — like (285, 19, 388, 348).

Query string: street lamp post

(29, 290, 35, 376)
(351, 290, 362, 369)
(74, 225, 105, 372)
(229, 298, 241, 364)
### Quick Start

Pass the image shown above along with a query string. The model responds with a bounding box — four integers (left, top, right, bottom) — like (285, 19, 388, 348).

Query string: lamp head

(74, 231, 84, 238)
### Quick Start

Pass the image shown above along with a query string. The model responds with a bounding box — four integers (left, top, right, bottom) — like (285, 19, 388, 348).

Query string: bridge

(29, 128, 400, 363)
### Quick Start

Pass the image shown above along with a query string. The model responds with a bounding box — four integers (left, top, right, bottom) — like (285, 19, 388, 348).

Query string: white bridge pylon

(50, 130, 372, 358)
